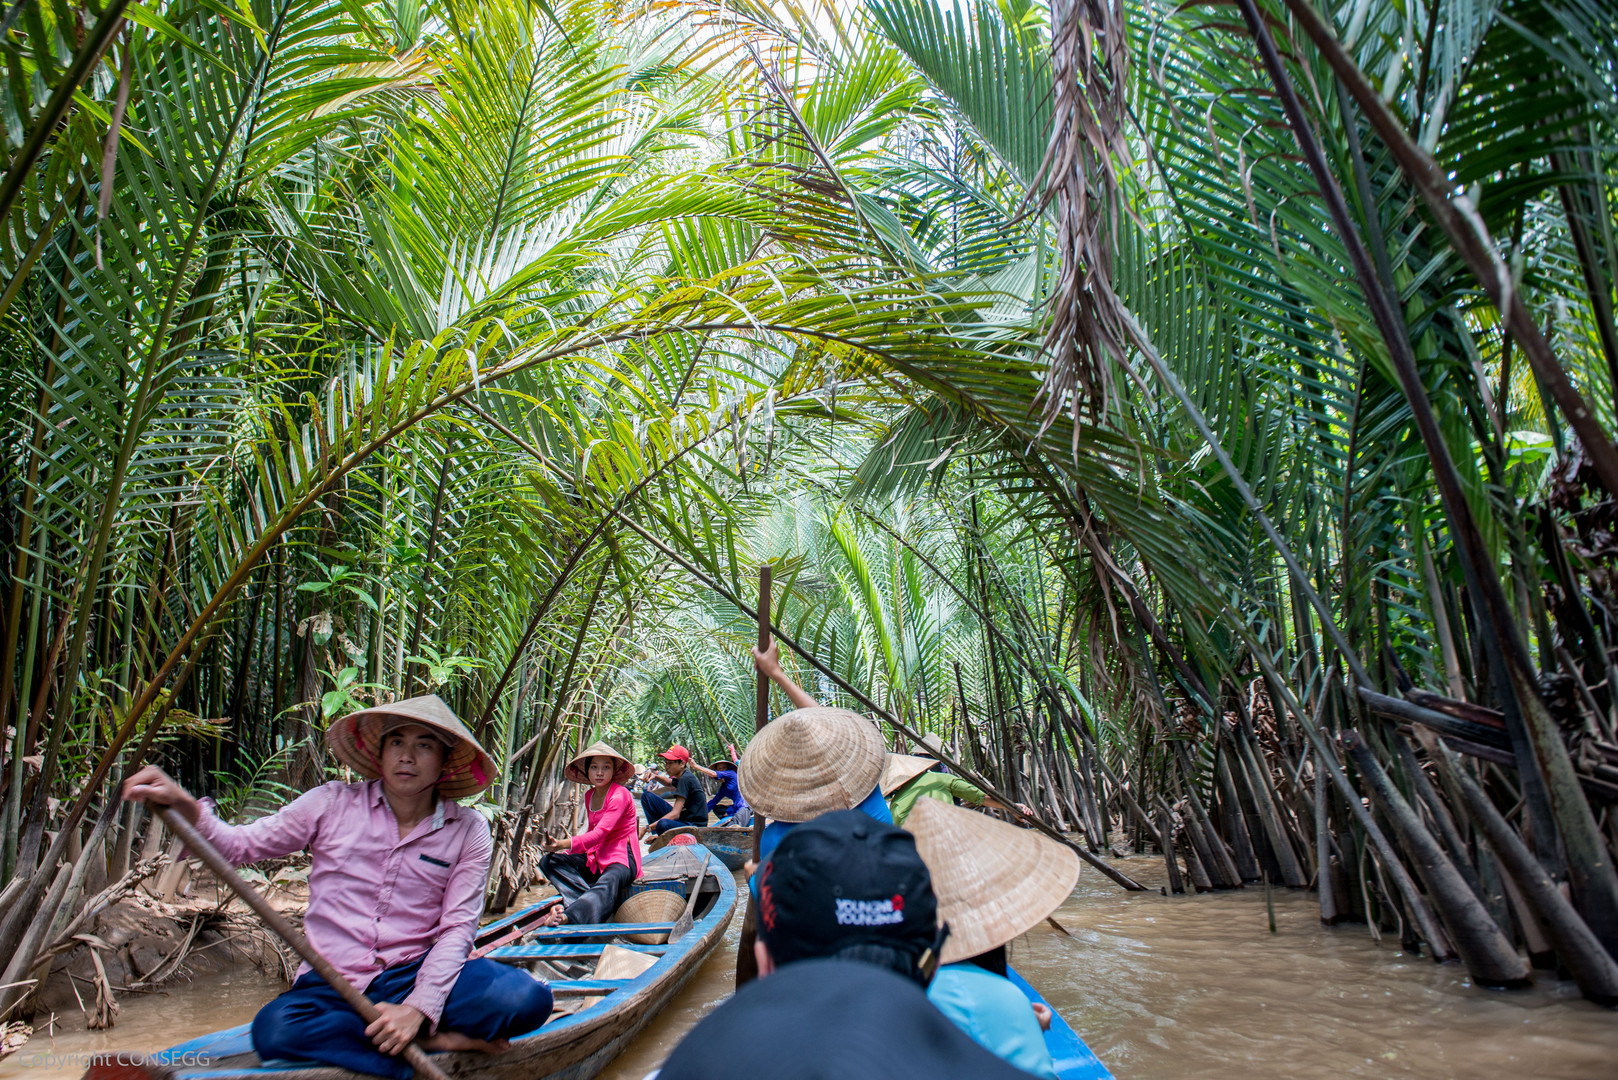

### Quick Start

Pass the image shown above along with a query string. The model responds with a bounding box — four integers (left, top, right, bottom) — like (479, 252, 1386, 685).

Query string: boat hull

(1008, 966, 1113, 1080)
(645, 826, 750, 871)
(165, 845, 735, 1080)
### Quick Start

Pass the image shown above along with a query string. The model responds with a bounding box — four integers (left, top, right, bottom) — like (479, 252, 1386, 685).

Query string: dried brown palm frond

(1030, 0, 1135, 448)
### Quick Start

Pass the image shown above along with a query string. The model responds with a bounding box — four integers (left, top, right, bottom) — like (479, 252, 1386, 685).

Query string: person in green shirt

(881, 748, 1030, 827)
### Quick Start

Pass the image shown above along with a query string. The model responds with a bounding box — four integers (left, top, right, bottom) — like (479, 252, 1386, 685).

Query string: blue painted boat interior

(1008, 966, 1113, 1080)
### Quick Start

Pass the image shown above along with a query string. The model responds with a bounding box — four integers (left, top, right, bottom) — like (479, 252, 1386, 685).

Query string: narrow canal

(6, 858, 1615, 1079)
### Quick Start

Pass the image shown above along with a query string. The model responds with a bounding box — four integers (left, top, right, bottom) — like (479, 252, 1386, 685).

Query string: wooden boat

(645, 824, 751, 871)
(1009, 966, 1113, 1080)
(163, 844, 735, 1080)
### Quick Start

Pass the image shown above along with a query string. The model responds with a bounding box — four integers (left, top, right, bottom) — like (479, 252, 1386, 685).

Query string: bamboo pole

(155, 807, 452, 1080)
(735, 566, 772, 987)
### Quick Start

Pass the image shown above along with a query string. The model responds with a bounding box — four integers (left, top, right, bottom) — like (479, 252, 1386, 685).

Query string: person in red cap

(639, 744, 709, 835)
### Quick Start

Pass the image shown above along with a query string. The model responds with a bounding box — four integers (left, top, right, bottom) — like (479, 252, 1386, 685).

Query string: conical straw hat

(613, 888, 686, 944)
(738, 706, 886, 822)
(906, 797, 1080, 964)
(326, 695, 495, 800)
(880, 753, 939, 796)
(918, 732, 946, 756)
(564, 741, 635, 785)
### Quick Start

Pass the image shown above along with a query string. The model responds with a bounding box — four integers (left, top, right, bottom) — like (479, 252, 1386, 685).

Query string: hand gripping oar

(734, 566, 771, 986)
(155, 806, 454, 1080)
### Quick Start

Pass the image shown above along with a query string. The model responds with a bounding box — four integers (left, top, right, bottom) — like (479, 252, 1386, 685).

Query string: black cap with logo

(754, 809, 940, 973)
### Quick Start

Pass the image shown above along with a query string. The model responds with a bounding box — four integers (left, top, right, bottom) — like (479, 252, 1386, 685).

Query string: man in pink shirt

(122, 696, 551, 1079)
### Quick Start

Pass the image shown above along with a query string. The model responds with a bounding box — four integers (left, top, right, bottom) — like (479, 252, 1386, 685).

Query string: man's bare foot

(421, 1031, 511, 1054)
(536, 900, 566, 928)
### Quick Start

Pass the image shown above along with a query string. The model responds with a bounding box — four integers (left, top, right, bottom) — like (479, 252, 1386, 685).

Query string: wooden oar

(155, 806, 453, 1080)
(734, 565, 771, 985)
(670, 853, 711, 942)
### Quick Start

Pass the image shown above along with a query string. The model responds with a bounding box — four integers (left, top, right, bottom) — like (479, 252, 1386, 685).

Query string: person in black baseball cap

(752, 809, 942, 983)
(652, 812, 1037, 1079)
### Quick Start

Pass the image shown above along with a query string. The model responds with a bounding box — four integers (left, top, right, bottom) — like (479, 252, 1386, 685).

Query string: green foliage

(0, 0, 1612, 906)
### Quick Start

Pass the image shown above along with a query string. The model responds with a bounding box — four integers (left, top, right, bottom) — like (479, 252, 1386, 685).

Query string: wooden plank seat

(526, 922, 675, 940)
(479, 904, 550, 938)
(547, 979, 635, 997)
(486, 942, 670, 961)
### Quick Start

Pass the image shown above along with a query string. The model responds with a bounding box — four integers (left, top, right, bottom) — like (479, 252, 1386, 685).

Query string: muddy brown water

(6, 857, 1615, 1079)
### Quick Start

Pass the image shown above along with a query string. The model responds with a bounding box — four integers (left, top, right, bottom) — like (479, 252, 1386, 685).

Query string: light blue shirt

(927, 963, 1059, 1079)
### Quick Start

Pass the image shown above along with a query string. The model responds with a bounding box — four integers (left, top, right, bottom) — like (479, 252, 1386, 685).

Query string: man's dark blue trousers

(640, 790, 691, 834)
(251, 956, 553, 1079)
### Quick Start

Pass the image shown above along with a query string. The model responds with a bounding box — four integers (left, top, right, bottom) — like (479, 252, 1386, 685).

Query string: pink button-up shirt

(194, 780, 491, 1028)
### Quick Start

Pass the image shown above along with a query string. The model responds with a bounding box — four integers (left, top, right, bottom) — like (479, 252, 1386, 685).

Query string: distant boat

(160, 844, 736, 1080)
(646, 824, 751, 871)
(1008, 966, 1113, 1080)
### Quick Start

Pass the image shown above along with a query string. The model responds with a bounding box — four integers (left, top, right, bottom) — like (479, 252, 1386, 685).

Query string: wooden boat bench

(525, 922, 676, 940)
(485, 942, 671, 961)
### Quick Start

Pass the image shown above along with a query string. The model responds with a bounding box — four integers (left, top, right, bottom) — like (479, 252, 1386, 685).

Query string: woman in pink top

(538, 741, 642, 926)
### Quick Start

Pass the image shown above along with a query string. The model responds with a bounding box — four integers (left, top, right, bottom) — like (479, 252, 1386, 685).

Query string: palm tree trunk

(1235, 0, 1618, 955)
(1343, 730, 1529, 986)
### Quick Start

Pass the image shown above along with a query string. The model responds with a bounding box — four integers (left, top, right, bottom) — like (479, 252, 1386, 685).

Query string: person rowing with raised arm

(121, 696, 553, 1080)
(739, 640, 894, 888)
(688, 752, 749, 825)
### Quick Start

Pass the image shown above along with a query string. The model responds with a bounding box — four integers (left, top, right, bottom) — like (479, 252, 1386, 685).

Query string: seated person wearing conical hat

(882, 742, 1030, 827)
(535, 742, 641, 926)
(122, 697, 552, 1080)
(907, 797, 1082, 1078)
(654, 811, 1031, 1080)
(741, 642, 892, 887)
